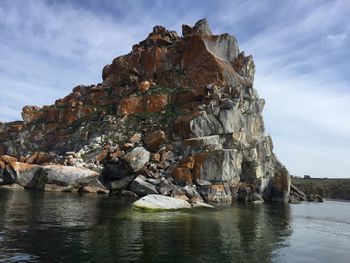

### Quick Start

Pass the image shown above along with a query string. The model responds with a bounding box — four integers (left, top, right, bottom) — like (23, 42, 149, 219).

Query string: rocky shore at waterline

(0, 19, 313, 207)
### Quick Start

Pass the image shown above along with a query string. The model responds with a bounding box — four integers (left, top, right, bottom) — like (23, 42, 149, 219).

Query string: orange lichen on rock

(139, 81, 151, 92)
(171, 167, 192, 185)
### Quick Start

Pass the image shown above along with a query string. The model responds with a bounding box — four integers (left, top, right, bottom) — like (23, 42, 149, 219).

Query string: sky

(0, 0, 349, 178)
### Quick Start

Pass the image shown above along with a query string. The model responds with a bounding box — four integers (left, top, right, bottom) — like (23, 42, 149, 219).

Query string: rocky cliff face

(0, 19, 290, 203)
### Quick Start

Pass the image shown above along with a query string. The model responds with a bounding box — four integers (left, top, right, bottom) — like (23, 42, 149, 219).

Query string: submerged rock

(191, 201, 215, 208)
(132, 194, 191, 210)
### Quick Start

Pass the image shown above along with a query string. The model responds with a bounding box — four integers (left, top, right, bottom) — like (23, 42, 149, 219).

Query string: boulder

(85, 178, 109, 194)
(110, 175, 136, 191)
(197, 184, 232, 203)
(132, 194, 191, 211)
(139, 81, 151, 92)
(144, 130, 166, 152)
(182, 185, 204, 203)
(41, 165, 100, 189)
(3, 162, 43, 189)
(0, 155, 18, 164)
(82, 149, 107, 163)
(156, 179, 173, 195)
(170, 185, 189, 201)
(123, 147, 150, 172)
(28, 152, 58, 165)
(129, 175, 158, 196)
(150, 153, 161, 163)
(21, 105, 43, 124)
(130, 133, 142, 143)
(103, 161, 133, 183)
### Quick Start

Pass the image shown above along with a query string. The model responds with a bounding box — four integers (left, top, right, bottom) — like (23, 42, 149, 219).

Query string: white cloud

(238, 0, 350, 178)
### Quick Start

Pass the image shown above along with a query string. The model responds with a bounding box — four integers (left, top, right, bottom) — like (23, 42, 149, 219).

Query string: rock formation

(0, 19, 291, 203)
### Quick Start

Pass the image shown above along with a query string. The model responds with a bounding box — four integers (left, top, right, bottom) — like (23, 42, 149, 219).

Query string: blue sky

(0, 0, 349, 178)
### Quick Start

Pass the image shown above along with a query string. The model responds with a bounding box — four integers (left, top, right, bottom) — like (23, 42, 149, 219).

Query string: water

(0, 190, 349, 263)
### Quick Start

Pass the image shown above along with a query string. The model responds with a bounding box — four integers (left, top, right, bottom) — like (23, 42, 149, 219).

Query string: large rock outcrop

(0, 19, 290, 202)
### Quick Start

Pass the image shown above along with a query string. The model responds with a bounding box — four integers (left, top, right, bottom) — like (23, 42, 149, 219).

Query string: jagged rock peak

(182, 18, 213, 37)
(102, 18, 248, 90)
(135, 25, 180, 50)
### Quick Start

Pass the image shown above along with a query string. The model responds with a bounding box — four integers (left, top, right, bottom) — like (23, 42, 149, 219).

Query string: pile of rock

(0, 19, 296, 205)
(0, 155, 108, 193)
(289, 184, 324, 203)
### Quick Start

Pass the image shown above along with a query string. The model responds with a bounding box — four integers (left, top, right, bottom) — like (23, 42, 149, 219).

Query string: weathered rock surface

(262, 161, 290, 203)
(144, 130, 166, 152)
(41, 165, 100, 189)
(129, 175, 158, 196)
(0, 19, 292, 203)
(3, 162, 43, 188)
(197, 184, 232, 203)
(110, 175, 136, 192)
(193, 149, 242, 183)
(0, 161, 99, 191)
(132, 194, 191, 210)
(123, 147, 150, 172)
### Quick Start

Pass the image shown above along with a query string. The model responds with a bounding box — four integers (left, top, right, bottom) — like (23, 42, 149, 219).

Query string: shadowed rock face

(0, 19, 290, 202)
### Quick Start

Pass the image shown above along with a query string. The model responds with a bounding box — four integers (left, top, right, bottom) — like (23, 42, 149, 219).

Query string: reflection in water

(0, 189, 292, 262)
(0, 190, 349, 262)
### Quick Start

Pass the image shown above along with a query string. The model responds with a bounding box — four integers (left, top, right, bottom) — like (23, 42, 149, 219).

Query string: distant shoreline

(292, 178, 350, 200)
(325, 198, 350, 203)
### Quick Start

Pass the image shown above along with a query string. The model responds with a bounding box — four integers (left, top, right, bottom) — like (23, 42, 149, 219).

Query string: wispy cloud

(0, 0, 349, 177)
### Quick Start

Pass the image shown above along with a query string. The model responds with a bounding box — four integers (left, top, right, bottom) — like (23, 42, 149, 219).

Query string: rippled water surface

(0, 190, 349, 262)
